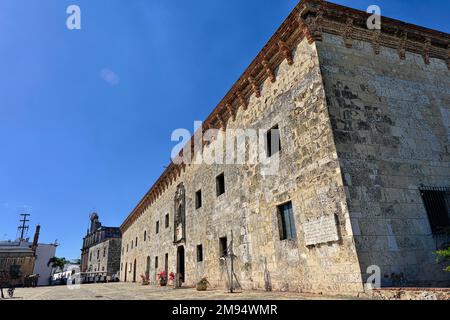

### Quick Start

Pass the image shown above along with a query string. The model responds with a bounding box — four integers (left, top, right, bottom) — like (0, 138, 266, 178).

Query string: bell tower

(89, 212, 101, 233)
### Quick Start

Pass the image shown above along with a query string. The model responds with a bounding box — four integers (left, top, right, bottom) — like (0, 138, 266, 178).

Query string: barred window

(277, 201, 296, 240)
(420, 186, 450, 234)
(266, 124, 281, 158)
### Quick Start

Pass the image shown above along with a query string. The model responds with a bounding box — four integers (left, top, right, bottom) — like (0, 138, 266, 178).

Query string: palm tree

(47, 257, 67, 277)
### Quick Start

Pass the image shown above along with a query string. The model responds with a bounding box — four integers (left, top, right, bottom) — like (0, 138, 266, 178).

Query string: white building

(34, 243, 58, 286)
(52, 263, 80, 281)
(0, 240, 57, 286)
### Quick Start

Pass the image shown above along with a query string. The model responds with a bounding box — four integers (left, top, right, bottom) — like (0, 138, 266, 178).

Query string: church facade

(119, 0, 450, 295)
(80, 213, 122, 279)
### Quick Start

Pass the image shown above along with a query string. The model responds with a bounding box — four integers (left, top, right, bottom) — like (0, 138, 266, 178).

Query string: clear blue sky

(0, 0, 449, 260)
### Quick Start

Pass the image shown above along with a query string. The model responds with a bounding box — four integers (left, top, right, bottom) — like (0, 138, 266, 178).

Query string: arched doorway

(133, 259, 137, 283)
(145, 256, 150, 279)
(124, 263, 128, 282)
(177, 246, 185, 284)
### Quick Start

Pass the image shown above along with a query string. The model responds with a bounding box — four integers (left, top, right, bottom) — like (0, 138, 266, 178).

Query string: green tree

(47, 257, 68, 274)
(436, 246, 450, 272)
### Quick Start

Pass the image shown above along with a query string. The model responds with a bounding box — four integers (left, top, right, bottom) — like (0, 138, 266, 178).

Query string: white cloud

(100, 68, 120, 86)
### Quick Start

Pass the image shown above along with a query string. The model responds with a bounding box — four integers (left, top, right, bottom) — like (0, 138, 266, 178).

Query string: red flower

(157, 271, 166, 280)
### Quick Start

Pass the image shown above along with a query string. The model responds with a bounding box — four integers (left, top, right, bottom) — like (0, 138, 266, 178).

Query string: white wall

(33, 243, 57, 286)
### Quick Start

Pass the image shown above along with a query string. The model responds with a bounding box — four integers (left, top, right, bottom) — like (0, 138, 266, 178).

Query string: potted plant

(158, 271, 167, 286)
(169, 272, 175, 285)
(140, 274, 149, 286)
(196, 277, 210, 291)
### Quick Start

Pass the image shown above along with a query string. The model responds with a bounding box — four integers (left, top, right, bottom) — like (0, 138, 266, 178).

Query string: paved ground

(2, 282, 355, 300)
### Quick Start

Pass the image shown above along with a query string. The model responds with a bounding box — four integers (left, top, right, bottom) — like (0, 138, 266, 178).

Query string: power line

(17, 213, 30, 242)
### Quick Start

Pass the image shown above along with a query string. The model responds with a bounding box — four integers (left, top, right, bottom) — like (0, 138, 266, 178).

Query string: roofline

(120, 0, 449, 233)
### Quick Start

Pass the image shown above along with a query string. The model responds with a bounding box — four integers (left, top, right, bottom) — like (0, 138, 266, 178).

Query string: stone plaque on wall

(304, 214, 340, 246)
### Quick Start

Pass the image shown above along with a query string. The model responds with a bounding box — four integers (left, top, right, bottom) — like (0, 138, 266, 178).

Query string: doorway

(165, 253, 168, 278)
(146, 256, 150, 279)
(133, 259, 137, 283)
(176, 246, 185, 283)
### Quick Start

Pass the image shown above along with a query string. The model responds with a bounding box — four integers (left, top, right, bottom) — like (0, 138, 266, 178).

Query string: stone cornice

(313, 1, 449, 62)
(120, 0, 449, 233)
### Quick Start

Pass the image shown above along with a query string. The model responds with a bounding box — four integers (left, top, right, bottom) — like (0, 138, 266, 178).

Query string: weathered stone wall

(88, 238, 121, 274)
(0, 253, 35, 284)
(317, 33, 450, 287)
(121, 37, 364, 295)
(106, 239, 122, 275)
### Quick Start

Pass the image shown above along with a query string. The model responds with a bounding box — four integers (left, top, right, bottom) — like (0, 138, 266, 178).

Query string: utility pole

(228, 230, 242, 293)
(17, 213, 30, 242)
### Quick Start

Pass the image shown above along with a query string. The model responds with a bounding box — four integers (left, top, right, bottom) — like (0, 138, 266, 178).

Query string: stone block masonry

(119, 0, 450, 296)
(317, 31, 450, 287)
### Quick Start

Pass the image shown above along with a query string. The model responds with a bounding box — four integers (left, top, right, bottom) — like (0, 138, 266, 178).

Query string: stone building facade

(80, 213, 121, 278)
(0, 225, 41, 285)
(119, 0, 450, 295)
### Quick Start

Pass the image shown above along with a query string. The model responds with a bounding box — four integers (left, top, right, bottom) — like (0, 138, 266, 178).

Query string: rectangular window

(219, 237, 227, 257)
(165, 253, 168, 273)
(216, 173, 225, 197)
(420, 187, 450, 234)
(156, 221, 160, 234)
(195, 190, 202, 209)
(266, 124, 281, 157)
(277, 201, 297, 240)
(135, 237, 138, 247)
(155, 256, 158, 269)
(165, 214, 169, 228)
(197, 244, 203, 262)
(97, 250, 100, 259)
(103, 248, 106, 258)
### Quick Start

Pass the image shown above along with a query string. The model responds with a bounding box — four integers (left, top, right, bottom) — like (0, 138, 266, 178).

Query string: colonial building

(119, 0, 450, 295)
(80, 213, 121, 280)
(0, 225, 41, 286)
